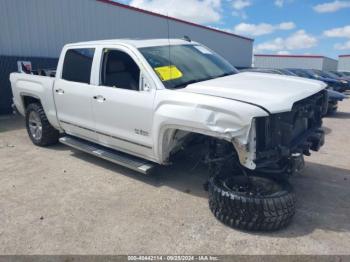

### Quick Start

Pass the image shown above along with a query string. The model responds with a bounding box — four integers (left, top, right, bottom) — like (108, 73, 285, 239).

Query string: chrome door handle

(55, 88, 64, 94)
(93, 95, 106, 102)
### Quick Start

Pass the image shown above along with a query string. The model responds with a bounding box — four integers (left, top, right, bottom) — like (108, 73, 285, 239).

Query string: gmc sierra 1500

(10, 39, 327, 231)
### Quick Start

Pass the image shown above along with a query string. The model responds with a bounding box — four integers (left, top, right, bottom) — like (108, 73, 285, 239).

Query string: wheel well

(22, 96, 41, 109)
(164, 130, 240, 176)
(163, 129, 237, 162)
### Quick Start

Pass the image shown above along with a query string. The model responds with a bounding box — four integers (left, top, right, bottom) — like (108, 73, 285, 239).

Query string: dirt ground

(0, 98, 350, 255)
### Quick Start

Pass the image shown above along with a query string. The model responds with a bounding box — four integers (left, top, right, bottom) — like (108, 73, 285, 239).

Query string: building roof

(96, 0, 254, 42)
(254, 54, 324, 59)
(254, 54, 338, 61)
(339, 55, 350, 58)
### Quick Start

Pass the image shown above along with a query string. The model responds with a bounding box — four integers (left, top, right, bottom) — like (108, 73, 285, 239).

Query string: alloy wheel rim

(28, 111, 43, 140)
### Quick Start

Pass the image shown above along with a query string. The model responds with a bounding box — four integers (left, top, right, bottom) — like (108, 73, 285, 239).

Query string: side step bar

(59, 136, 156, 174)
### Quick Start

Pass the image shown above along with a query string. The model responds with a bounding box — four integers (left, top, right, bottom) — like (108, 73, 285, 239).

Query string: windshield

(278, 69, 297, 76)
(288, 69, 313, 78)
(139, 44, 238, 89)
(323, 71, 340, 79)
(330, 71, 343, 77)
(311, 69, 333, 79)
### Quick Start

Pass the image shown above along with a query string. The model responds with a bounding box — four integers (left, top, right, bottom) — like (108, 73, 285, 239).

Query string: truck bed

(9, 72, 60, 129)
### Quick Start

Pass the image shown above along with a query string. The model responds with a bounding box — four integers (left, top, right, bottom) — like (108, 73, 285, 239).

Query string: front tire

(208, 174, 296, 231)
(25, 103, 59, 146)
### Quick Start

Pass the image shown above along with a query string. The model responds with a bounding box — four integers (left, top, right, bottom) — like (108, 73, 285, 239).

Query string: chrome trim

(59, 120, 152, 149)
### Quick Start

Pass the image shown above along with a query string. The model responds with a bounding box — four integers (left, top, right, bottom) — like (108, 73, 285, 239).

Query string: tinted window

(101, 49, 140, 91)
(62, 48, 95, 84)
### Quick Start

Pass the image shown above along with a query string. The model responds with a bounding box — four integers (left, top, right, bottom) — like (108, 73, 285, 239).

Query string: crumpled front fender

(153, 91, 269, 168)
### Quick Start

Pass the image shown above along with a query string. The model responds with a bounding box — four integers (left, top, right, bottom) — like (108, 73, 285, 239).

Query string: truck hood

(181, 72, 326, 113)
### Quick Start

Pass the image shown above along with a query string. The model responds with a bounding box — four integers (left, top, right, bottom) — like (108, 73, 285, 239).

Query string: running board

(59, 136, 156, 174)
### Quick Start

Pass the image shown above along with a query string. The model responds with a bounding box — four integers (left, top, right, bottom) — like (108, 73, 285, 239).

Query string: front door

(54, 48, 97, 142)
(91, 48, 155, 158)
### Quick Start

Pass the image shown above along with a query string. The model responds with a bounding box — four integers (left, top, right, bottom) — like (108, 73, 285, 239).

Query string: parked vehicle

(327, 71, 350, 80)
(242, 67, 346, 114)
(10, 39, 328, 231)
(312, 70, 350, 90)
(288, 68, 347, 93)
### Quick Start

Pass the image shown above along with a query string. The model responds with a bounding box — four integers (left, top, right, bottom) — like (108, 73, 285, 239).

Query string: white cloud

(323, 25, 350, 38)
(231, 0, 251, 19)
(277, 50, 291, 55)
(279, 22, 296, 30)
(255, 30, 318, 51)
(335, 40, 350, 50)
(233, 22, 295, 36)
(313, 1, 350, 13)
(129, 0, 222, 24)
(232, 0, 251, 10)
(275, 0, 284, 7)
(274, 0, 294, 7)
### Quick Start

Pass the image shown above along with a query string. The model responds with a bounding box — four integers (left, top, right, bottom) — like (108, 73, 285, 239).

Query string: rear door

(54, 48, 97, 141)
(91, 47, 156, 158)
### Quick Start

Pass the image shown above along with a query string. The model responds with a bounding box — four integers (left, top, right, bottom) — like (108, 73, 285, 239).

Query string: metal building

(338, 55, 350, 72)
(253, 54, 338, 71)
(0, 0, 254, 114)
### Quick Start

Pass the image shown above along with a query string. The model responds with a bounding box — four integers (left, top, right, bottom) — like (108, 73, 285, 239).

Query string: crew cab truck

(10, 39, 327, 231)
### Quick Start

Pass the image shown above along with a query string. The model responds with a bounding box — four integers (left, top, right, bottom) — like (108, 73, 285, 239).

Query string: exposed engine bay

(172, 90, 328, 178)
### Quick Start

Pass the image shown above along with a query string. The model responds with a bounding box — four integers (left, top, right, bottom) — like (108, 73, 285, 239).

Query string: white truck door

(91, 48, 155, 158)
(54, 48, 97, 141)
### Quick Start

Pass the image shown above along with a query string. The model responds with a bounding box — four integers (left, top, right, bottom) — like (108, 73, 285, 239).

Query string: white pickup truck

(10, 39, 327, 231)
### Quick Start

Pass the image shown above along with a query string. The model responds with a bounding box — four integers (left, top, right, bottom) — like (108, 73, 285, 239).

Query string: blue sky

(116, 0, 350, 58)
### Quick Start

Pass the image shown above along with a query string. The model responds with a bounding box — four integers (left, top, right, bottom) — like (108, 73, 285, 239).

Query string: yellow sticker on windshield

(154, 65, 183, 81)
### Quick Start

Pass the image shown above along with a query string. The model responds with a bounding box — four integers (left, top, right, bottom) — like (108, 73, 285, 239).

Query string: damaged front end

(254, 90, 328, 175)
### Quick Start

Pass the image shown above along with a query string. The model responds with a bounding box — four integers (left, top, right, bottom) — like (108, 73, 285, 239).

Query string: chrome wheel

(28, 111, 43, 140)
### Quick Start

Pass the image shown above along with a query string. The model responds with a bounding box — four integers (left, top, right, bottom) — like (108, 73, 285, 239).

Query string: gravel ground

(0, 98, 350, 255)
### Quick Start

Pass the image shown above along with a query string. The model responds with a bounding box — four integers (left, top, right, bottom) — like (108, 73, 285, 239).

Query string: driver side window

(101, 49, 140, 91)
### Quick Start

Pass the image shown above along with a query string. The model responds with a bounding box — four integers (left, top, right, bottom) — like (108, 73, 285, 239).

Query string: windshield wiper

(215, 72, 235, 78)
(172, 79, 204, 89)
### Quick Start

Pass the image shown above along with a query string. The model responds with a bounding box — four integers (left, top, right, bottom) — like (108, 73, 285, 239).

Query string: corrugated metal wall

(254, 56, 324, 70)
(338, 56, 350, 72)
(322, 57, 338, 71)
(254, 55, 338, 71)
(0, 0, 253, 67)
(0, 56, 58, 114)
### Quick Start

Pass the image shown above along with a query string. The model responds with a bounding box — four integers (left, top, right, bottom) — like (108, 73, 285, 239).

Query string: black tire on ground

(25, 103, 59, 146)
(208, 175, 296, 232)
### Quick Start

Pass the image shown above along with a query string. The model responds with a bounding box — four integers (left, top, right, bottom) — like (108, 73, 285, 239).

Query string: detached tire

(208, 175, 296, 232)
(25, 103, 59, 146)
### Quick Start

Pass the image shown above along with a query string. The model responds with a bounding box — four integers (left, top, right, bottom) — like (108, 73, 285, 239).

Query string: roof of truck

(65, 39, 199, 49)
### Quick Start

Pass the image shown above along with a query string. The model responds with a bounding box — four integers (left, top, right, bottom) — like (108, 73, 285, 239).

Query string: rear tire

(25, 103, 59, 146)
(208, 174, 296, 232)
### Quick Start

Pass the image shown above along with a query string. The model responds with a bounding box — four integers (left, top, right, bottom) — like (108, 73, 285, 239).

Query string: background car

(287, 68, 347, 93)
(242, 67, 347, 115)
(313, 70, 350, 90)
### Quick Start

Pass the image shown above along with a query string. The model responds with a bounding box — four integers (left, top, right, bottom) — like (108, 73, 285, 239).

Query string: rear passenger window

(62, 48, 95, 84)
